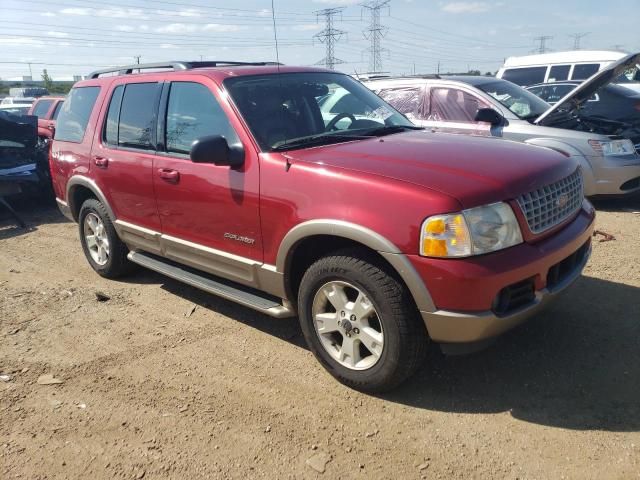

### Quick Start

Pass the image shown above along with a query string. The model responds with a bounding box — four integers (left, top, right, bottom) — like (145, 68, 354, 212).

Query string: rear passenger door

(152, 79, 263, 277)
(90, 81, 163, 234)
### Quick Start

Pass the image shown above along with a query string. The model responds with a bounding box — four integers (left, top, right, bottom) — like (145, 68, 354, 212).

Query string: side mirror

(190, 135, 244, 168)
(474, 108, 503, 126)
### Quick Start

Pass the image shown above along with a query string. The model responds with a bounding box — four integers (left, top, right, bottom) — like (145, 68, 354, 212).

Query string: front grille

(516, 169, 583, 234)
(492, 278, 536, 316)
(547, 241, 590, 289)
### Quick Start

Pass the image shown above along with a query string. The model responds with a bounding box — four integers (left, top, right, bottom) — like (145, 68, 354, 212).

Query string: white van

(497, 50, 640, 92)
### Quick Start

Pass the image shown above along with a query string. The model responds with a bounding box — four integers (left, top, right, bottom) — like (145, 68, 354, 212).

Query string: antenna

(314, 7, 346, 70)
(270, 0, 281, 67)
(361, 0, 390, 74)
(569, 32, 589, 50)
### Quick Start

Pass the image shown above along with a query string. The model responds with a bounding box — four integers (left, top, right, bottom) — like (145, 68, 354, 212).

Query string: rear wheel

(78, 198, 135, 278)
(298, 251, 428, 392)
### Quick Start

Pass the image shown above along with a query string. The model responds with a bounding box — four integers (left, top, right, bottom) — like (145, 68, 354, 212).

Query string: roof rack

(88, 61, 283, 79)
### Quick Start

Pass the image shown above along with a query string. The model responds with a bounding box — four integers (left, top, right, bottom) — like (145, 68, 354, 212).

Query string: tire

(78, 198, 135, 278)
(298, 251, 428, 392)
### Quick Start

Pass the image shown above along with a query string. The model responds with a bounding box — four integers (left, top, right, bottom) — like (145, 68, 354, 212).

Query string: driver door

(152, 79, 263, 281)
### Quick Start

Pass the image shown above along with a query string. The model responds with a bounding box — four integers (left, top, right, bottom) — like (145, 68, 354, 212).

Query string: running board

(127, 251, 295, 318)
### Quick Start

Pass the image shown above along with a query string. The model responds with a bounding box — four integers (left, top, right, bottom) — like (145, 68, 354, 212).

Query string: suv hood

(0, 111, 37, 169)
(287, 130, 577, 208)
(536, 52, 640, 126)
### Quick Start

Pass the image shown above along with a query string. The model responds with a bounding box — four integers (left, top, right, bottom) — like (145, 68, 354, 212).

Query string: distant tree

(41, 69, 53, 92)
(467, 69, 481, 76)
(485, 71, 494, 76)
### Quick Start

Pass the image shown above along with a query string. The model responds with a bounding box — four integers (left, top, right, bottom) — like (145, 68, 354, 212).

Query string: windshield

(476, 80, 550, 120)
(224, 72, 414, 151)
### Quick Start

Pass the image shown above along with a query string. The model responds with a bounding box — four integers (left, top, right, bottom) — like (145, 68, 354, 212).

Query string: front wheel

(298, 252, 428, 392)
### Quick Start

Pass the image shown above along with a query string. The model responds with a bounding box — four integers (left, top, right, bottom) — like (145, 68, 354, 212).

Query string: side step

(128, 251, 295, 318)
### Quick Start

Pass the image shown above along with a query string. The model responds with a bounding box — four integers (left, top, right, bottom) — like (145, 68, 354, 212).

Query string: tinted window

(51, 101, 64, 120)
(32, 99, 53, 118)
(429, 88, 489, 123)
(104, 85, 124, 145)
(548, 65, 570, 82)
(541, 84, 576, 104)
(55, 86, 100, 143)
(118, 83, 160, 149)
(377, 87, 424, 119)
(502, 67, 547, 86)
(572, 63, 599, 80)
(166, 82, 239, 154)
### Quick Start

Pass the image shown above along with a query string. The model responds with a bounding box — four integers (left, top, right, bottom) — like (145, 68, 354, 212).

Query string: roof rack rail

(365, 74, 441, 81)
(88, 61, 283, 79)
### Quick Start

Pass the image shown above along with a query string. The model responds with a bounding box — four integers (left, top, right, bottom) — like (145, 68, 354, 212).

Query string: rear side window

(548, 65, 570, 82)
(165, 82, 239, 154)
(103, 85, 124, 145)
(501, 67, 547, 86)
(51, 101, 64, 120)
(118, 83, 160, 149)
(377, 87, 424, 119)
(32, 99, 53, 118)
(572, 63, 600, 80)
(55, 86, 100, 143)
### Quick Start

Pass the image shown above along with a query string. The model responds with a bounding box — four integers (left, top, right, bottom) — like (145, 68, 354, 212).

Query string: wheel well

(285, 235, 401, 303)
(69, 186, 97, 221)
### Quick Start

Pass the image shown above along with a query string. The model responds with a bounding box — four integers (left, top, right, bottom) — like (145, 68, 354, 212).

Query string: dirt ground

(1, 197, 639, 480)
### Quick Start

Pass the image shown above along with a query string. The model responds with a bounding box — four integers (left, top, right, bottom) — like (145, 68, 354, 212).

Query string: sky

(1, 0, 639, 80)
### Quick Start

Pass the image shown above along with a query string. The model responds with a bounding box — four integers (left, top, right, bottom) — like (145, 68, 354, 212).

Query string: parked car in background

(0, 104, 31, 115)
(367, 53, 640, 197)
(51, 61, 595, 392)
(0, 97, 36, 107)
(526, 81, 640, 124)
(497, 50, 640, 93)
(28, 96, 65, 141)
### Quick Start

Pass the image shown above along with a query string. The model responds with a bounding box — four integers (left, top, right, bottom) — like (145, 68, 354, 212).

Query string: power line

(569, 32, 589, 50)
(361, 0, 390, 74)
(313, 7, 346, 70)
(533, 35, 553, 54)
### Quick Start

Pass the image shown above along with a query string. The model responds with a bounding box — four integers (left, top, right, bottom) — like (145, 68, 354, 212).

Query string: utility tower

(569, 32, 589, 50)
(533, 36, 553, 54)
(313, 7, 346, 70)
(361, 0, 390, 74)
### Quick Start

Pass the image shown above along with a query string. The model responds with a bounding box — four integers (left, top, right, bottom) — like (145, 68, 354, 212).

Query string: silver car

(364, 53, 640, 196)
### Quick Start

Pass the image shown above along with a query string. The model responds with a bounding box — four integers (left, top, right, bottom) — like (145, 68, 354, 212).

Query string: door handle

(93, 156, 109, 168)
(158, 168, 180, 183)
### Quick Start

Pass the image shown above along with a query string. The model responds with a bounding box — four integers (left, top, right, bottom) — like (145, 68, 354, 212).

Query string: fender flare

(66, 175, 116, 222)
(276, 219, 436, 313)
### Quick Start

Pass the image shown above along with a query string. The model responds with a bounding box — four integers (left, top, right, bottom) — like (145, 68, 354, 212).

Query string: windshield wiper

(359, 125, 423, 137)
(271, 133, 361, 151)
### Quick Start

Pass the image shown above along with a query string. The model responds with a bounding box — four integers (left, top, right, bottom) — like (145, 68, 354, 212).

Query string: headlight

(420, 202, 523, 258)
(588, 139, 635, 156)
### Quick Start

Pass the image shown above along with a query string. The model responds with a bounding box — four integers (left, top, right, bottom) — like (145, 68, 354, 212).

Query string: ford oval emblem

(556, 193, 569, 209)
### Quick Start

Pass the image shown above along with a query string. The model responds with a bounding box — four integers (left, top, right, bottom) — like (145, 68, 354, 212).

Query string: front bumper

(588, 154, 640, 196)
(410, 202, 595, 343)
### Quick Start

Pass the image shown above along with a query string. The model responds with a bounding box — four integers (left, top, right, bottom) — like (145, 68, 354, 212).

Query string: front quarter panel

(260, 153, 462, 265)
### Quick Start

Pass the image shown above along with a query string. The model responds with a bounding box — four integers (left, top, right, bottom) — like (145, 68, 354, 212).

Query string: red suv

(50, 61, 595, 391)
(28, 95, 65, 141)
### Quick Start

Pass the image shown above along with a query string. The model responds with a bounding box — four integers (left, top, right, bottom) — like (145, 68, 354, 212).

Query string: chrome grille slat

(516, 170, 583, 234)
